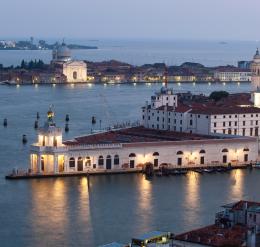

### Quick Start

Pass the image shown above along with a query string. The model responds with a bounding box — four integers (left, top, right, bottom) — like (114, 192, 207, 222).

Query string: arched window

(78, 157, 83, 164)
(243, 148, 249, 152)
(85, 156, 91, 167)
(199, 150, 206, 154)
(129, 153, 136, 158)
(114, 155, 119, 165)
(177, 151, 183, 155)
(77, 157, 83, 171)
(222, 148, 228, 153)
(69, 157, 75, 168)
(41, 156, 44, 171)
(153, 152, 159, 156)
(53, 137, 57, 147)
(73, 71, 77, 79)
(98, 156, 104, 166)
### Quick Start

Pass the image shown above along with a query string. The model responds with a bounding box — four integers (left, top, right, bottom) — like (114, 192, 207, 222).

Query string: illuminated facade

(62, 61, 87, 83)
(29, 110, 258, 175)
(52, 43, 87, 83)
(142, 87, 260, 137)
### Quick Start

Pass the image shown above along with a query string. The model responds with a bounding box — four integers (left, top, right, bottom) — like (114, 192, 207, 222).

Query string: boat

(254, 162, 260, 168)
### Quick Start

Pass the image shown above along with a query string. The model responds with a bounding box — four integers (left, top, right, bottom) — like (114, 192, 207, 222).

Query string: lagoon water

(1, 83, 260, 246)
(0, 39, 260, 67)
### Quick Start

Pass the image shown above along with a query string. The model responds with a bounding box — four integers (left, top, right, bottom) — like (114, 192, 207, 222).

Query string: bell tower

(251, 48, 260, 91)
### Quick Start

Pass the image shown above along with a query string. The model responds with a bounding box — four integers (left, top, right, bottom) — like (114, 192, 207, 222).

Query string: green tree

(209, 91, 229, 101)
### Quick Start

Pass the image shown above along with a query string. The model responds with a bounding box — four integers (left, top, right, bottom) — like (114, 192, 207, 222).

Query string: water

(0, 82, 259, 247)
(0, 39, 259, 67)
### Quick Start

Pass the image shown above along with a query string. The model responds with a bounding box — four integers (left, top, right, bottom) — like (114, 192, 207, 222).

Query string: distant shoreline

(0, 81, 251, 86)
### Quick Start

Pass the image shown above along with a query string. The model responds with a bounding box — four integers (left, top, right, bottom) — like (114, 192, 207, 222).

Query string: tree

(21, 59, 27, 69)
(209, 91, 229, 101)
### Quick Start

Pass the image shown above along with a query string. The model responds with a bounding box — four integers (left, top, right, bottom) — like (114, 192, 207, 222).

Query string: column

(37, 155, 41, 174)
(54, 155, 58, 174)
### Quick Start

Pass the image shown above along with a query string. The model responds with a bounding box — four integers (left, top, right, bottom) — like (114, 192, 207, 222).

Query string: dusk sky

(2, 0, 260, 40)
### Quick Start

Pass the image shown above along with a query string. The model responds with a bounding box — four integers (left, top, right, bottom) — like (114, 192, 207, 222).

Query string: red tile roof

(176, 224, 247, 247)
(63, 126, 224, 146)
(223, 200, 260, 211)
(190, 106, 260, 115)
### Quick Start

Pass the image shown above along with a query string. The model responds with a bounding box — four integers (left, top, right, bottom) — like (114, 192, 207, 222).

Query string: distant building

(214, 67, 251, 82)
(238, 60, 251, 69)
(52, 43, 87, 83)
(63, 61, 87, 83)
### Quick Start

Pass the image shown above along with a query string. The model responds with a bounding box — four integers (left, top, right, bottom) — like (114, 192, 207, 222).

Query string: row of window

(214, 127, 259, 136)
(213, 120, 259, 128)
(213, 114, 259, 119)
(69, 155, 120, 168)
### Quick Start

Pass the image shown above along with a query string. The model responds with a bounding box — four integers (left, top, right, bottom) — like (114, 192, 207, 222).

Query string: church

(52, 42, 87, 83)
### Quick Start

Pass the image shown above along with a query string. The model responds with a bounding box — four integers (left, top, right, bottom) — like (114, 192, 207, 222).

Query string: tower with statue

(30, 107, 67, 174)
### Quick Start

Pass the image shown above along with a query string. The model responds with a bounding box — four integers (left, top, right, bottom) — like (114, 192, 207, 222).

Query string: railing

(68, 143, 123, 150)
(30, 145, 68, 152)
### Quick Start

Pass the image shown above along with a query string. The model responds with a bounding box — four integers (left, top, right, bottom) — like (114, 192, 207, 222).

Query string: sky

(1, 0, 260, 41)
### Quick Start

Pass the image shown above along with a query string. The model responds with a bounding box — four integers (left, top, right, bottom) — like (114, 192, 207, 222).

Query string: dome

(253, 48, 260, 62)
(57, 43, 71, 57)
(53, 43, 71, 62)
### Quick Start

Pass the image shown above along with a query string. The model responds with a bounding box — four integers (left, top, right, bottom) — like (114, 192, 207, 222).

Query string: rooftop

(175, 224, 247, 247)
(222, 200, 260, 211)
(63, 126, 230, 146)
(155, 93, 260, 115)
(99, 243, 127, 247)
(132, 231, 170, 241)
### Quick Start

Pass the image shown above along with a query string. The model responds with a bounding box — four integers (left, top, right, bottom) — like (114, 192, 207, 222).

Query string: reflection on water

(136, 176, 153, 229)
(30, 179, 68, 247)
(230, 169, 245, 200)
(183, 172, 201, 225)
(78, 177, 92, 234)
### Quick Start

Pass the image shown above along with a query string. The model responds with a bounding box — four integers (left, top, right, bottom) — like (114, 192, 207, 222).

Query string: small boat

(254, 162, 260, 168)
(203, 168, 213, 173)
(193, 168, 203, 174)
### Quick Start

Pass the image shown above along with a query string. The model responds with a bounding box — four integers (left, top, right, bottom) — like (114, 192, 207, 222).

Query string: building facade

(29, 110, 257, 175)
(214, 69, 251, 82)
(52, 43, 87, 83)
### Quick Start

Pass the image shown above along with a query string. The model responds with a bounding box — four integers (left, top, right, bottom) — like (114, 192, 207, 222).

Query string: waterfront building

(142, 87, 260, 136)
(29, 108, 257, 175)
(52, 43, 87, 83)
(214, 67, 251, 82)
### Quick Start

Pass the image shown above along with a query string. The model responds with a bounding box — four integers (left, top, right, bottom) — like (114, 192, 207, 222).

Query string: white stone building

(142, 88, 260, 137)
(214, 69, 251, 82)
(62, 61, 87, 83)
(52, 43, 87, 83)
(29, 108, 257, 175)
